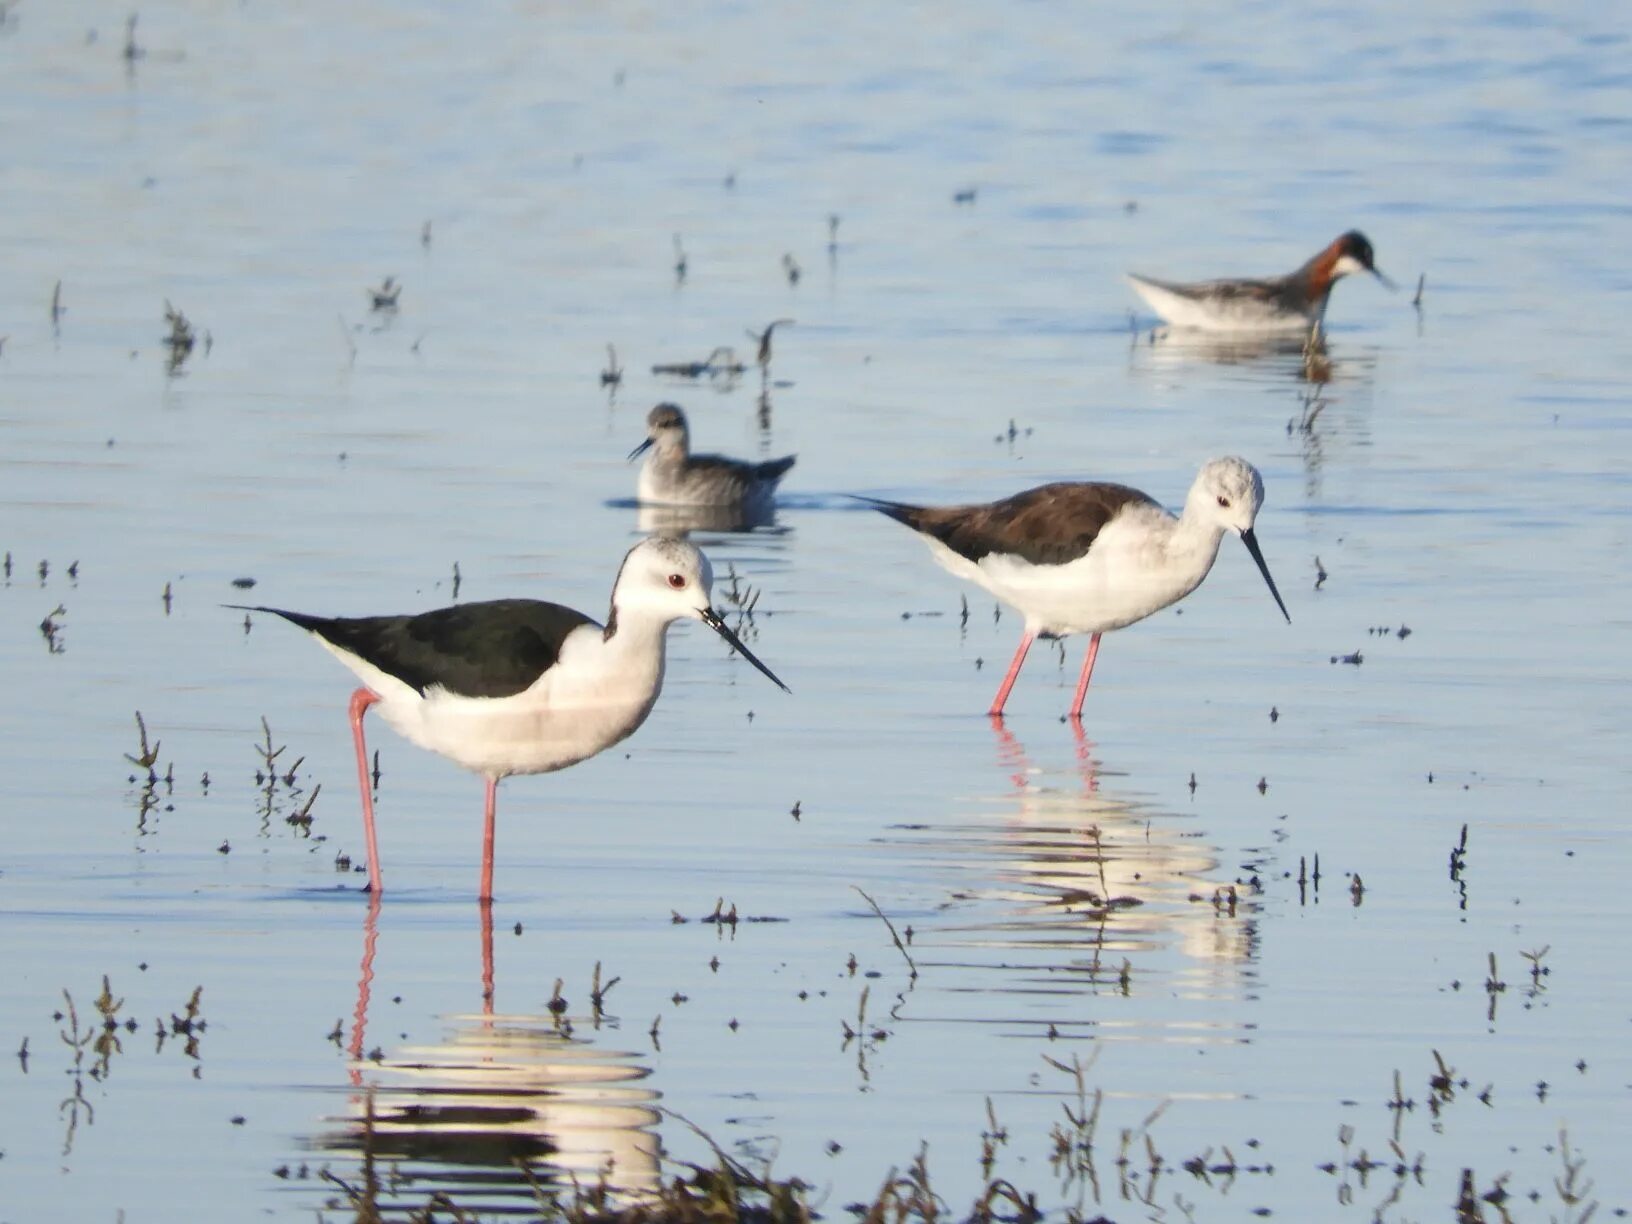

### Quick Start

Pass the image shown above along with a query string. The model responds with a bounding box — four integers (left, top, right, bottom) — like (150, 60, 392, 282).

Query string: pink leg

(478, 777, 498, 902)
(988, 630, 1036, 717)
(348, 688, 383, 894)
(1067, 632, 1103, 720)
(348, 891, 382, 1077)
(477, 896, 496, 1013)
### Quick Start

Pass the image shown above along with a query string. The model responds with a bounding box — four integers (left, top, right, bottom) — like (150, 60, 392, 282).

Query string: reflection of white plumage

(318, 1017, 662, 1204)
(916, 725, 1255, 1007)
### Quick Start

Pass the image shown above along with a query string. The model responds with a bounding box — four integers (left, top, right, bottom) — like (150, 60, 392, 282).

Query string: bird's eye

(1216, 495, 1232, 508)
(667, 573, 687, 589)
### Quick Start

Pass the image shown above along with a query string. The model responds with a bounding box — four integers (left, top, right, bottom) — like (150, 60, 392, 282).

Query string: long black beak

(700, 607, 791, 692)
(627, 437, 655, 463)
(1240, 528, 1291, 623)
(1371, 266, 1398, 291)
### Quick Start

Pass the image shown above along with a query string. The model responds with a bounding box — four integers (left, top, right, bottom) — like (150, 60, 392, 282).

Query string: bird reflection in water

(304, 899, 660, 1218)
(635, 501, 780, 536)
(917, 720, 1256, 1014)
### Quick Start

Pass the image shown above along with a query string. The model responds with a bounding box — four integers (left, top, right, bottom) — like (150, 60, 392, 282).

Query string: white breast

(339, 624, 666, 779)
(922, 506, 1222, 637)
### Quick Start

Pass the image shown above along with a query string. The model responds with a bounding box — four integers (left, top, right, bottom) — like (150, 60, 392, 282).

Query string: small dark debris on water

(1257, 777, 1268, 795)
(1331, 651, 1364, 666)
(38, 559, 48, 585)
(651, 346, 746, 380)
(420, 220, 433, 249)
(1187, 772, 1198, 795)
(513, 922, 522, 936)
(1314, 556, 1328, 591)
(703, 898, 738, 926)
(790, 800, 802, 821)
(368, 276, 401, 312)
(40, 604, 66, 653)
(1269, 706, 1279, 723)
(217, 840, 230, 854)
(163, 300, 196, 375)
(230, 577, 256, 590)
(995, 419, 1033, 445)
(782, 253, 801, 286)
(1412, 273, 1426, 309)
(673, 234, 688, 283)
(67, 561, 79, 582)
(600, 343, 623, 389)
(952, 187, 977, 205)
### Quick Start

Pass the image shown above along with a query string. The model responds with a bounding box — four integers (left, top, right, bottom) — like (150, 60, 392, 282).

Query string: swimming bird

(1127, 231, 1394, 334)
(629, 403, 795, 509)
(234, 538, 788, 900)
(863, 457, 1290, 719)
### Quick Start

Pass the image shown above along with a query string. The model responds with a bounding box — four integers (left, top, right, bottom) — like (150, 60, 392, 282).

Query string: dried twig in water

(852, 885, 918, 978)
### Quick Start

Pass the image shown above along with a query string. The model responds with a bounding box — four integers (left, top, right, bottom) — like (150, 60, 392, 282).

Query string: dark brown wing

(240, 599, 599, 698)
(865, 482, 1161, 566)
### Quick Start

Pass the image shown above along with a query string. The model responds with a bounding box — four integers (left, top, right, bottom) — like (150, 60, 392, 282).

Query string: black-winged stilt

(236, 537, 788, 900)
(863, 457, 1290, 720)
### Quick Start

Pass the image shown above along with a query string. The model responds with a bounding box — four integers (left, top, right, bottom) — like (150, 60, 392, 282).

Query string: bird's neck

(1164, 506, 1228, 583)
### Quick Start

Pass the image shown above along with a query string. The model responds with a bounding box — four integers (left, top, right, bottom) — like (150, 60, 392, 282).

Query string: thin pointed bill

(1371, 266, 1398, 291)
(700, 607, 791, 692)
(1239, 528, 1291, 623)
(627, 437, 655, 462)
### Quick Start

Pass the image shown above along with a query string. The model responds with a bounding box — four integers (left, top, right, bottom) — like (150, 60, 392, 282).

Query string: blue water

(2, 1, 1629, 1220)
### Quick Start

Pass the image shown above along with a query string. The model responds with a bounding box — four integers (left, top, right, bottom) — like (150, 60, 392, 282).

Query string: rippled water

(3, 1, 1630, 1220)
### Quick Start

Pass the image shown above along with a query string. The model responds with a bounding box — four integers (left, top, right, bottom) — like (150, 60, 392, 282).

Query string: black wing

(863, 482, 1160, 567)
(241, 599, 599, 699)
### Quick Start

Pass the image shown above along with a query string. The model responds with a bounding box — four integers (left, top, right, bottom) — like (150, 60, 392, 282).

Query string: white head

(1189, 458, 1290, 623)
(628, 403, 690, 462)
(608, 537, 789, 690)
(1190, 456, 1266, 535)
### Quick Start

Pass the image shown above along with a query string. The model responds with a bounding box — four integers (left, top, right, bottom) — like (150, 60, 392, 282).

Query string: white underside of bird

(310, 623, 667, 779)
(918, 505, 1227, 636)
(1125, 275, 1315, 334)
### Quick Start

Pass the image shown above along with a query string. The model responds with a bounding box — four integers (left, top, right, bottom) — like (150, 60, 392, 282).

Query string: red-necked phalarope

(234, 538, 788, 900)
(863, 458, 1290, 720)
(630, 403, 795, 509)
(1127, 231, 1394, 334)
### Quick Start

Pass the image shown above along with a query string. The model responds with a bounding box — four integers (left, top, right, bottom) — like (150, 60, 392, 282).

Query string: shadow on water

(893, 720, 1255, 1034)
(298, 899, 661, 1218)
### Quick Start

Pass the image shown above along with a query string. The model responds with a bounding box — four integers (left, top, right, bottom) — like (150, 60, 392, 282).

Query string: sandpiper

(630, 403, 795, 509)
(1127, 231, 1394, 333)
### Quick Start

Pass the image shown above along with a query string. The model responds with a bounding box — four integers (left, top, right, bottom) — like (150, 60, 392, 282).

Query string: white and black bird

(629, 403, 795, 510)
(863, 458, 1289, 719)
(235, 538, 788, 900)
